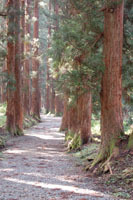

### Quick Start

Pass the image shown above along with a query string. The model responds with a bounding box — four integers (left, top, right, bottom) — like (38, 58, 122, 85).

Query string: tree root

(88, 147, 120, 175)
(101, 154, 113, 174)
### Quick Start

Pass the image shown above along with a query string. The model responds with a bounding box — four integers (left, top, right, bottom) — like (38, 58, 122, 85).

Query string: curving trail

(0, 115, 114, 200)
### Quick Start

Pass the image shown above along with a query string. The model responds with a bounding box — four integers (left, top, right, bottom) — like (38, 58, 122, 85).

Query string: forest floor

(0, 115, 117, 200)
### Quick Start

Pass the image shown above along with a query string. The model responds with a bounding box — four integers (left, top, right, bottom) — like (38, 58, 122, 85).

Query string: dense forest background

(0, 0, 133, 195)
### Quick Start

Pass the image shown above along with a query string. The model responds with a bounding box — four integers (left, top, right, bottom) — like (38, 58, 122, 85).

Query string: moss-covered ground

(68, 115, 133, 200)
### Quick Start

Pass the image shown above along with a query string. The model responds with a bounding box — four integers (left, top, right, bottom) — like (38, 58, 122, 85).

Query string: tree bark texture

(31, 0, 40, 119)
(6, 0, 23, 135)
(55, 94, 63, 115)
(77, 91, 92, 144)
(68, 105, 78, 134)
(45, 0, 52, 113)
(100, 0, 124, 158)
(6, 0, 15, 133)
(49, 80, 55, 114)
(23, 0, 31, 115)
(60, 96, 69, 131)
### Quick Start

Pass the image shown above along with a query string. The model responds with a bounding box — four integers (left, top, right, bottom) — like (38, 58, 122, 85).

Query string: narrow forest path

(0, 115, 114, 200)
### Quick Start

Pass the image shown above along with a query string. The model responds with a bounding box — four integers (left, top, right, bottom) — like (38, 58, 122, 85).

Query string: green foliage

(49, 0, 104, 106)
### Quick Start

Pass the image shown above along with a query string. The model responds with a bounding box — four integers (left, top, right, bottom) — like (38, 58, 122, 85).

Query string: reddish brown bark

(67, 103, 79, 134)
(6, 0, 23, 135)
(49, 83, 55, 113)
(14, 0, 23, 133)
(46, 69, 50, 113)
(77, 91, 92, 144)
(100, 1, 124, 158)
(23, 0, 31, 115)
(6, 0, 15, 133)
(60, 96, 69, 131)
(46, 0, 52, 113)
(55, 94, 63, 115)
(31, 0, 40, 119)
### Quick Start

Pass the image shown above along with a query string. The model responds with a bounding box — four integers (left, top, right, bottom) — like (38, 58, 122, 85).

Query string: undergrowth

(65, 131, 82, 151)
(23, 115, 39, 129)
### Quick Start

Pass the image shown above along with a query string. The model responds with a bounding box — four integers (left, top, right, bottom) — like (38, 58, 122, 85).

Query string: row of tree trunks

(45, 0, 63, 115)
(6, 0, 41, 135)
(59, 0, 125, 152)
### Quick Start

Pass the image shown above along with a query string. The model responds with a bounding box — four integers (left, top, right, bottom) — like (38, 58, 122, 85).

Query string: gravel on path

(0, 115, 115, 200)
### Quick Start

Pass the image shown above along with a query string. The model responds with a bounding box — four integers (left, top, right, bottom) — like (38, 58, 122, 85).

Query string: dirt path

(0, 115, 114, 200)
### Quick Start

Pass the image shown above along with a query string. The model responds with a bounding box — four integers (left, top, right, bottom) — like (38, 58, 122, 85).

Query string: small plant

(0, 136, 5, 148)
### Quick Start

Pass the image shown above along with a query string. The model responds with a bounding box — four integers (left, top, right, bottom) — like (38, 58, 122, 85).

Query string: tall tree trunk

(6, 0, 15, 133)
(31, 0, 40, 120)
(55, 94, 63, 116)
(77, 91, 92, 144)
(45, 0, 52, 114)
(60, 96, 69, 131)
(23, 0, 31, 115)
(68, 105, 78, 134)
(46, 67, 50, 113)
(6, 0, 23, 135)
(98, 0, 124, 162)
(49, 82, 55, 113)
(53, 0, 63, 115)
(14, 0, 23, 134)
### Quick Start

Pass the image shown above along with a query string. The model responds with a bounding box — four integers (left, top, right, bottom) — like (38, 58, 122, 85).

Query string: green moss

(65, 131, 81, 151)
(0, 136, 5, 148)
(128, 132, 133, 150)
(65, 130, 74, 141)
(7, 125, 23, 136)
(109, 138, 117, 155)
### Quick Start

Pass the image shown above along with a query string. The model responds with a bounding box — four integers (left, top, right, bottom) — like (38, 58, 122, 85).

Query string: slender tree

(23, 0, 31, 115)
(46, 0, 56, 114)
(31, 0, 41, 120)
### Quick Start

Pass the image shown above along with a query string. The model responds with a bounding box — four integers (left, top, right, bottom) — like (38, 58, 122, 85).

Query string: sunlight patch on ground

(0, 168, 14, 172)
(4, 177, 105, 197)
(5, 149, 28, 154)
(26, 133, 63, 141)
(48, 128, 61, 132)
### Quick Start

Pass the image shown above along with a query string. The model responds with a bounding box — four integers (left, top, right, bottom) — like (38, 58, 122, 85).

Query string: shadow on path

(0, 115, 115, 200)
